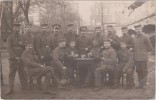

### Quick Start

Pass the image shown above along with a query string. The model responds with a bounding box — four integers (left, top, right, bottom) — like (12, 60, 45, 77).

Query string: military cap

(67, 23, 74, 27)
(25, 23, 32, 27)
(13, 23, 21, 27)
(52, 24, 61, 28)
(106, 25, 113, 28)
(58, 38, 66, 43)
(103, 38, 111, 43)
(95, 26, 101, 30)
(41, 23, 48, 27)
(134, 24, 142, 28)
(121, 26, 128, 30)
(79, 26, 87, 31)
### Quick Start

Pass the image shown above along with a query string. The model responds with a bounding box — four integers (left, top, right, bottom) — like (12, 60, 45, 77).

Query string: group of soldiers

(6, 22, 153, 96)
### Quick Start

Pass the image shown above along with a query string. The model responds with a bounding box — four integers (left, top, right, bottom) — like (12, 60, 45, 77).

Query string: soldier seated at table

(81, 40, 101, 87)
(52, 39, 69, 82)
(65, 40, 78, 85)
(112, 42, 134, 89)
(21, 44, 59, 95)
(94, 39, 117, 91)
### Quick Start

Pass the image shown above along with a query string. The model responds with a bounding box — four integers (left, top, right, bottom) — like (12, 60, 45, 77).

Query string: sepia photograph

(0, 0, 155, 99)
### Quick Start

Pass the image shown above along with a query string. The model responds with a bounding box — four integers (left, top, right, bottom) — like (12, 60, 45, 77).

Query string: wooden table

(74, 57, 95, 82)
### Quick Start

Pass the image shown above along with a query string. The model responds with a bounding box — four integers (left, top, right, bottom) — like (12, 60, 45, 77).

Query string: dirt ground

(1, 51, 155, 99)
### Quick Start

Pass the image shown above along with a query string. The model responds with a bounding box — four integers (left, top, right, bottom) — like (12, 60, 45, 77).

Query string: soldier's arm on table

(144, 36, 153, 52)
(52, 50, 64, 69)
(7, 36, 16, 58)
(103, 51, 117, 65)
(21, 53, 41, 68)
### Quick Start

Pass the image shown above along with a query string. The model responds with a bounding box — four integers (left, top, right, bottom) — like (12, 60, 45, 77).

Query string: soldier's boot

(37, 78, 42, 90)
(136, 73, 143, 89)
(44, 73, 57, 95)
(6, 78, 14, 95)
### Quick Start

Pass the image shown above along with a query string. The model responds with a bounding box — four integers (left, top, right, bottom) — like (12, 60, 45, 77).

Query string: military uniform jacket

(36, 32, 53, 58)
(92, 35, 104, 47)
(117, 49, 134, 69)
(52, 32, 64, 49)
(76, 35, 92, 55)
(119, 33, 132, 49)
(52, 47, 66, 69)
(100, 47, 117, 67)
(7, 33, 25, 59)
(133, 34, 153, 61)
(21, 50, 42, 77)
(89, 46, 101, 59)
(106, 33, 120, 51)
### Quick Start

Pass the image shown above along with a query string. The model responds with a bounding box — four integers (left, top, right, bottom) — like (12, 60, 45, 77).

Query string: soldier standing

(93, 26, 104, 47)
(119, 27, 133, 49)
(36, 24, 53, 66)
(64, 24, 78, 48)
(105, 25, 120, 51)
(76, 26, 92, 86)
(133, 25, 153, 89)
(6, 23, 27, 95)
(52, 24, 64, 49)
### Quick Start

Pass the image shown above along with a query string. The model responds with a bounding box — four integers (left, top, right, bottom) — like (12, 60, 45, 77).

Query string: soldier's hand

(88, 53, 92, 57)
(85, 48, 88, 51)
(62, 67, 67, 70)
(15, 57, 20, 60)
(122, 68, 126, 72)
(40, 65, 44, 68)
(109, 39, 113, 42)
(129, 48, 133, 51)
(40, 56, 44, 59)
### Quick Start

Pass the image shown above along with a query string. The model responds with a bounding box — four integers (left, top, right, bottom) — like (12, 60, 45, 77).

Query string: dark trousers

(8, 59, 28, 91)
(114, 63, 134, 86)
(95, 66, 114, 87)
(78, 63, 94, 86)
(135, 61, 148, 87)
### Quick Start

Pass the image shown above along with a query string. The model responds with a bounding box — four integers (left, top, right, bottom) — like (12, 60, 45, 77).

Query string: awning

(128, 0, 147, 10)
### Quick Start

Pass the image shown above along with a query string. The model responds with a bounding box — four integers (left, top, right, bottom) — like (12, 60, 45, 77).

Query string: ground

(1, 51, 155, 99)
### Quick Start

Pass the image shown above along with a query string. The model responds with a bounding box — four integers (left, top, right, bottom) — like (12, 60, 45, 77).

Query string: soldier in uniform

(6, 23, 28, 95)
(93, 26, 104, 47)
(82, 40, 101, 87)
(76, 26, 92, 86)
(94, 40, 117, 91)
(119, 27, 133, 49)
(36, 24, 53, 66)
(77, 26, 92, 55)
(21, 44, 59, 95)
(52, 39, 67, 80)
(112, 42, 134, 89)
(64, 24, 78, 48)
(52, 24, 64, 49)
(133, 25, 153, 89)
(23, 23, 34, 46)
(65, 40, 78, 84)
(106, 25, 120, 51)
